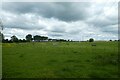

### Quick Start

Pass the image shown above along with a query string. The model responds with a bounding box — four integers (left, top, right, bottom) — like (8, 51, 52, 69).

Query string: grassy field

(2, 41, 119, 78)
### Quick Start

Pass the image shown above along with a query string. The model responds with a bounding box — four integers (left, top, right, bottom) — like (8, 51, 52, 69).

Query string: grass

(2, 41, 119, 78)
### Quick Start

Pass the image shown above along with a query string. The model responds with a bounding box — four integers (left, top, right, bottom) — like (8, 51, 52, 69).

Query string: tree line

(0, 33, 68, 43)
(0, 32, 119, 43)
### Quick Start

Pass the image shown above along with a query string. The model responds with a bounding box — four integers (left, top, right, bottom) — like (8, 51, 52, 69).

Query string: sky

(0, 0, 119, 41)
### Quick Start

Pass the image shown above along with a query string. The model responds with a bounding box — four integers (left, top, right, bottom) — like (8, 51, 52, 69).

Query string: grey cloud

(85, 13, 118, 35)
(67, 29, 81, 35)
(50, 25, 66, 33)
(51, 29, 65, 33)
(2, 13, 45, 30)
(1, 2, 118, 40)
(3, 2, 91, 21)
(86, 14, 117, 27)
(100, 25, 118, 34)
(48, 34, 63, 37)
(4, 24, 44, 30)
(3, 2, 35, 14)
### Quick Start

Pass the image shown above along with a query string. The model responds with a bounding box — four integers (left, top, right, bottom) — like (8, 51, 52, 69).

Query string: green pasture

(2, 41, 119, 78)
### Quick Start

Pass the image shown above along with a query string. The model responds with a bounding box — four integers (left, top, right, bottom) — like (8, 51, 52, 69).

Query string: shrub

(89, 38, 94, 42)
(109, 40, 112, 41)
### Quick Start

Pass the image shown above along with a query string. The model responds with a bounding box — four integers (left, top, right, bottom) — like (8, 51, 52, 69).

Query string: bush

(89, 38, 94, 42)
(109, 40, 112, 41)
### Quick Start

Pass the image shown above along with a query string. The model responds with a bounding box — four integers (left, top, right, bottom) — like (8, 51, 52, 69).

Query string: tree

(33, 35, 41, 41)
(89, 38, 94, 42)
(56, 39, 66, 42)
(41, 36, 48, 40)
(26, 34, 32, 42)
(23, 39, 26, 42)
(11, 35, 18, 42)
(68, 39, 70, 42)
(4, 39, 8, 43)
(48, 38, 53, 41)
(109, 40, 112, 41)
(18, 39, 22, 43)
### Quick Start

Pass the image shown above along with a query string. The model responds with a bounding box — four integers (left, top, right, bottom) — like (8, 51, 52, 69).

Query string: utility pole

(0, 18, 3, 32)
(0, 18, 3, 43)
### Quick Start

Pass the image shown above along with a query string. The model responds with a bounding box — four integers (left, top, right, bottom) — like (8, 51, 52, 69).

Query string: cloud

(1, 12, 44, 30)
(1, 2, 118, 41)
(2, 2, 91, 21)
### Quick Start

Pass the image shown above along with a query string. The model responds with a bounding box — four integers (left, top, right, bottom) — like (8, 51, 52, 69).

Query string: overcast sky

(0, 1, 118, 41)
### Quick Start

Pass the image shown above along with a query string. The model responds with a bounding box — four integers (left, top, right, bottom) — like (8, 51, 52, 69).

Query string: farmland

(2, 41, 119, 78)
